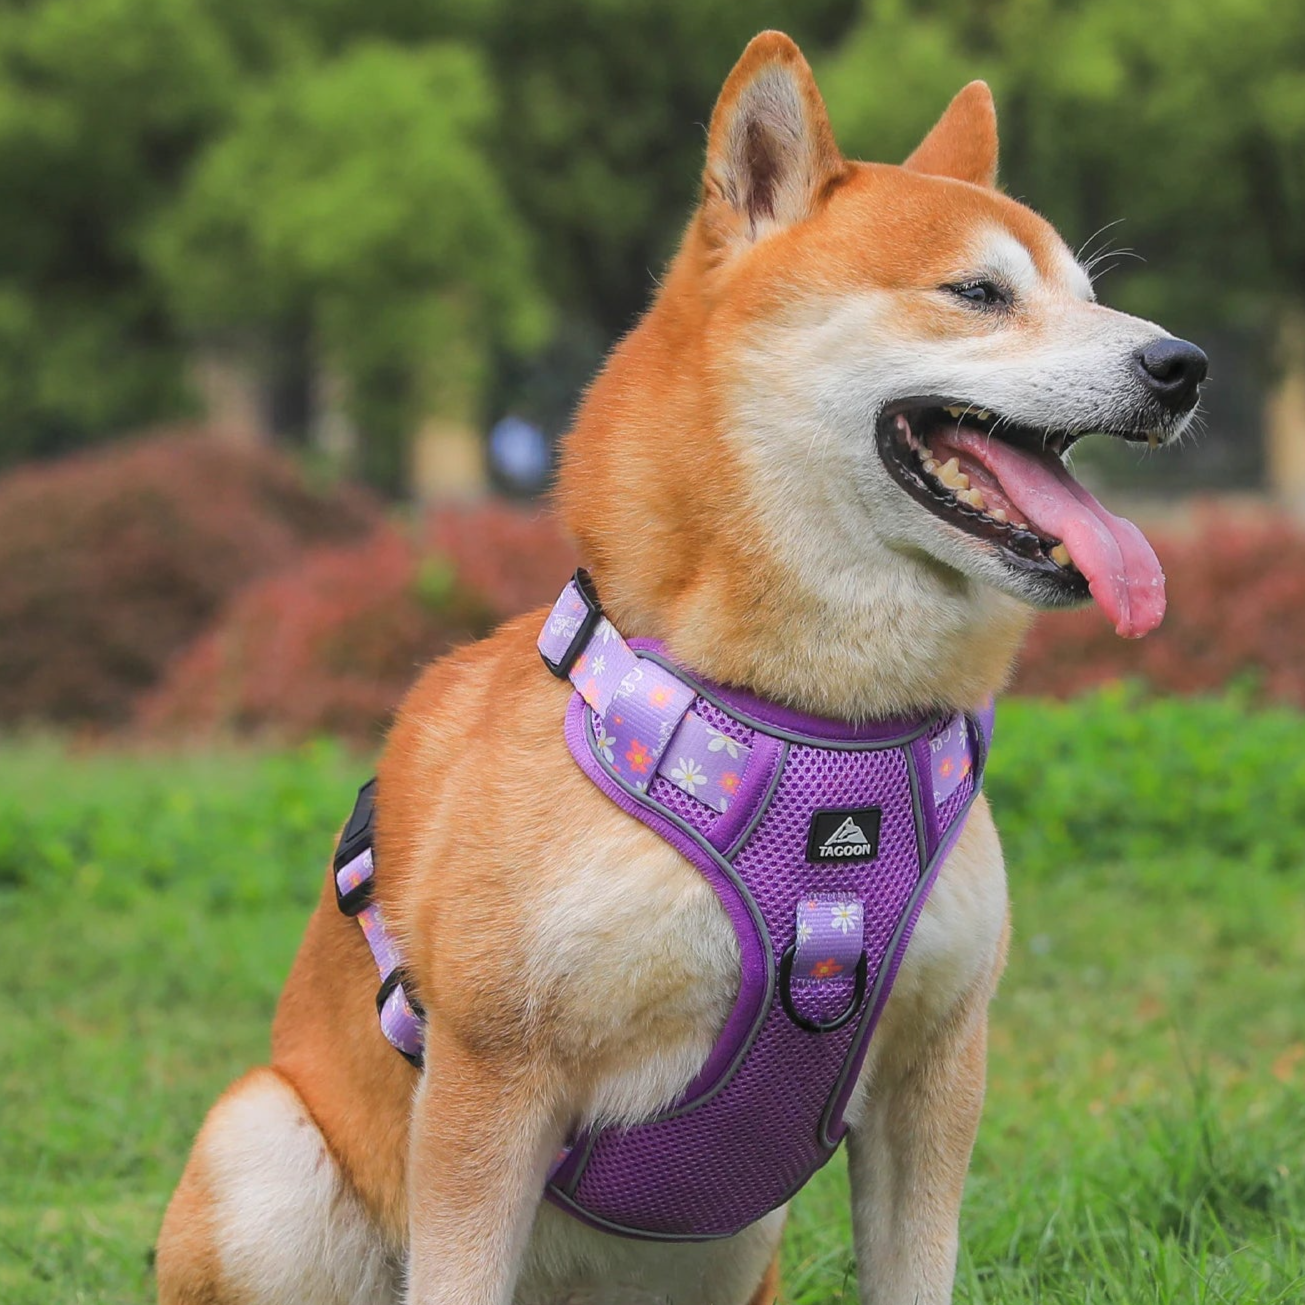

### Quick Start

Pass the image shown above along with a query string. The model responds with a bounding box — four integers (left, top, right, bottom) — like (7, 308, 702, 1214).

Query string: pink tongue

(948, 427, 1166, 638)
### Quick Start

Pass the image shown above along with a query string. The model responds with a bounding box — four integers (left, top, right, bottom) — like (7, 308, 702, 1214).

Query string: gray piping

(904, 744, 928, 878)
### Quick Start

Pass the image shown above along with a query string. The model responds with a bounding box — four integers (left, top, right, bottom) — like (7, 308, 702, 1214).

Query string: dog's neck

(560, 539, 1027, 723)
(557, 259, 1030, 723)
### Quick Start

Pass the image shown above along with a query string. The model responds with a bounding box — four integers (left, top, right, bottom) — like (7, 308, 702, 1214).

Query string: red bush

(140, 496, 1303, 743)
(424, 500, 582, 617)
(140, 502, 578, 742)
(0, 430, 379, 727)
(1013, 508, 1305, 705)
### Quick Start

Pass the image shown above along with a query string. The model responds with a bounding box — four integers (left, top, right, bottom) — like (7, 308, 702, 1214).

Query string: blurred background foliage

(1, 0, 1302, 490)
(1, 0, 1305, 738)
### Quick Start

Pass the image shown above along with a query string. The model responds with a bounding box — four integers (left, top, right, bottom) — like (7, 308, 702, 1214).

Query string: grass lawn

(2, 690, 1304, 1303)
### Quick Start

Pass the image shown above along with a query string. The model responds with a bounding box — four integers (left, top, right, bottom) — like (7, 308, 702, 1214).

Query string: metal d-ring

(778, 945, 869, 1034)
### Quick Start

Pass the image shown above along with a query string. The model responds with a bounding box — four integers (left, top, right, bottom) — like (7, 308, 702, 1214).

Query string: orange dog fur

(156, 30, 1200, 1305)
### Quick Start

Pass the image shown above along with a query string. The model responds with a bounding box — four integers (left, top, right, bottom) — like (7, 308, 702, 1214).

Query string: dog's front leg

(844, 1002, 989, 1305)
(405, 1016, 564, 1305)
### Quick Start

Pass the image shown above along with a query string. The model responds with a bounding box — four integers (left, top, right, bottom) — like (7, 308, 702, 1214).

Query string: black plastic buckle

(333, 778, 377, 917)
(540, 568, 602, 679)
(376, 967, 426, 1068)
(778, 945, 869, 1034)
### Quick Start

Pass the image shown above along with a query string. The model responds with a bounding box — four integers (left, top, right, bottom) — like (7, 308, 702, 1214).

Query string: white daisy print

(830, 903, 858, 935)
(595, 728, 615, 763)
(796, 920, 813, 945)
(705, 726, 741, 759)
(590, 653, 607, 677)
(669, 758, 706, 795)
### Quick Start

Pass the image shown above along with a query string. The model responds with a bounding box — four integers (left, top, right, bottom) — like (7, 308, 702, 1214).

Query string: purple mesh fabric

(690, 695, 756, 752)
(552, 734, 934, 1238)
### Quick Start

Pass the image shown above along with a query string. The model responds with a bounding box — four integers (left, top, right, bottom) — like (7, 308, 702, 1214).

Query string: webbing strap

(333, 784, 424, 1066)
(539, 573, 755, 814)
(539, 570, 992, 810)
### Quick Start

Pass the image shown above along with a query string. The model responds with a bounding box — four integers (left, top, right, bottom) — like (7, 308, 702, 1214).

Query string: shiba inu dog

(156, 30, 1205, 1305)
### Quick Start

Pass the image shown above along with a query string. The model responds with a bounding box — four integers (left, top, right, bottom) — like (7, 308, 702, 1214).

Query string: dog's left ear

(903, 81, 999, 189)
(700, 31, 846, 251)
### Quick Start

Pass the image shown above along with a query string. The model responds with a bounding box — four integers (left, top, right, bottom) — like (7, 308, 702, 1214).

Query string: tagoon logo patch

(805, 807, 882, 864)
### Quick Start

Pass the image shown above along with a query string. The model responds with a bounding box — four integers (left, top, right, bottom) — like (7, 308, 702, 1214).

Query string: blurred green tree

(448, 0, 859, 337)
(150, 41, 547, 494)
(0, 0, 1302, 493)
(0, 0, 238, 462)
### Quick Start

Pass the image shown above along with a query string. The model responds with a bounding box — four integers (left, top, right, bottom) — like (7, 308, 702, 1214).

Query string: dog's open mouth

(876, 401, 1167, 638)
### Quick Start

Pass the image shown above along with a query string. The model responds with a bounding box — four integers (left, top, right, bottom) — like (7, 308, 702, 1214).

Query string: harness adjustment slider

(539, 568, 603, 679)
(334, 778, 378, 917)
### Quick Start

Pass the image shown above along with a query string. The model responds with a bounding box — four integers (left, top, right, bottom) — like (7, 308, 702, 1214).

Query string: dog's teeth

(937, 458, 969, 490)
(944, 405, 964, 419)
(1050, 543, 1071, 566)
(922, 458, 940, 476)
(990, 508, 1009, 524)
(958, 488, 985, 509)
(975, 409, 993, 422)
(1014, 520, 1029, 531)
(919, 445, 933, 459)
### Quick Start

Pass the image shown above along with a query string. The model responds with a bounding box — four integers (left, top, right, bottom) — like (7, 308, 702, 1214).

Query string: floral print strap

(539, 577, 755, 813)
(791, 895, 865, 982)
(334, 848, 424, 1064)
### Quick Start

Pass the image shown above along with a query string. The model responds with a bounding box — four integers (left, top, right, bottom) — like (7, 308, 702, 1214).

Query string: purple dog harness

(335, 570, 992, 1241)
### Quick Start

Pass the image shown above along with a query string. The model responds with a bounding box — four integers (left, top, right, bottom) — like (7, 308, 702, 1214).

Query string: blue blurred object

(488, 414, 551, 493)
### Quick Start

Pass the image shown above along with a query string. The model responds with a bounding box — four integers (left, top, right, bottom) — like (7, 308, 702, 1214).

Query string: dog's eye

(946, 281, 1008, 308)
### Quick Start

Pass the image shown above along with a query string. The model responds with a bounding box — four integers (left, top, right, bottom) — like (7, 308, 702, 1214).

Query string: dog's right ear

(699, 32, 846, 255)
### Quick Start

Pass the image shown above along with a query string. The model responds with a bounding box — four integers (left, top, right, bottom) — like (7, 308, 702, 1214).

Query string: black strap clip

(539, 568, 603, 679)
(333, 778, 377, 917)
(376, 967, 426, 1068)
(778, 945, 869, 1034)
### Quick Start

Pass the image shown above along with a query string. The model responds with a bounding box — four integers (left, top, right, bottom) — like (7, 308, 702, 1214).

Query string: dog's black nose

(1133, 337, 1208, 411)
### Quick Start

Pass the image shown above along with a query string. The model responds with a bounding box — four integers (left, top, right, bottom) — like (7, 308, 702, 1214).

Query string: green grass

(2, 691, 1304, 1303)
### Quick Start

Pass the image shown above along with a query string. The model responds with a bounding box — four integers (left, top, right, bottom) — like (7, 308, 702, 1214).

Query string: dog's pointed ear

(700, 31, 846, 251)
(903, 81, 999, 188)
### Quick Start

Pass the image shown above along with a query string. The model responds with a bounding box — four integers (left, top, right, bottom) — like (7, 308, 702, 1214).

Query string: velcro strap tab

(658, 710, 752, 813)
(540, 574, 753, 812)
(599, 659, 695, 793)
